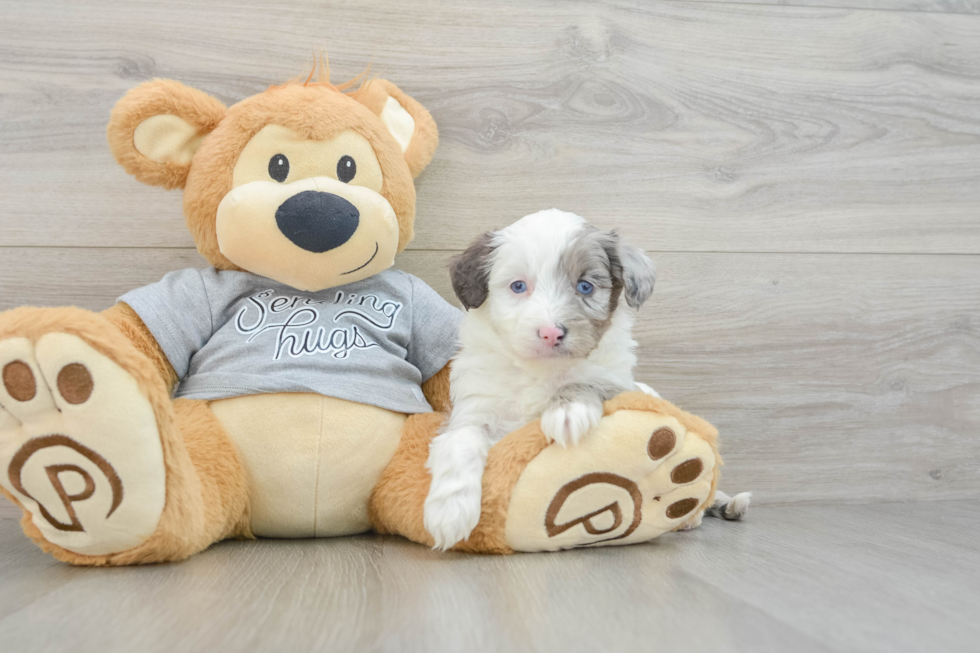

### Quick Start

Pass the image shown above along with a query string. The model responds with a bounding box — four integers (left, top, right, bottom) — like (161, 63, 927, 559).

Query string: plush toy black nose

(275, 191, 360, 253)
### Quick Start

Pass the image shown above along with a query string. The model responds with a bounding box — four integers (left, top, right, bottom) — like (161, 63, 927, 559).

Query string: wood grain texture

(1, 247, 977, 504)
(1, 0, 979, 252)
(1, 0, 978, 648)
(0, 501, 17, 520)
(686, 0, 980, 16)
(0, 502, 978, 653)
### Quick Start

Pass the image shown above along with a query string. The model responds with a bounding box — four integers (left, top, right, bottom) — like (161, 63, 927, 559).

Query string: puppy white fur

(424, 209, 658, 550)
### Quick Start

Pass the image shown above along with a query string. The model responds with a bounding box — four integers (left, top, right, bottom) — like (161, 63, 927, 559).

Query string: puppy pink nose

(538, 325, 566, 347)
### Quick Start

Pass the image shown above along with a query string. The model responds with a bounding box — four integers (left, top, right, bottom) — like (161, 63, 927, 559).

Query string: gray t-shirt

(120, 268, 462, 413)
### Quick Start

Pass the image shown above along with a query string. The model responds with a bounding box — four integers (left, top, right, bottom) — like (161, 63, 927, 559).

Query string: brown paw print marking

(666, 498, 699, 519)
(545, 472, 643, 545)
(2, 361, 36, 402)
(8, 435, 123, 532)
(670, 458, 704, 484)
(57, 363, 94, 405)
(647, 427, 676, 460)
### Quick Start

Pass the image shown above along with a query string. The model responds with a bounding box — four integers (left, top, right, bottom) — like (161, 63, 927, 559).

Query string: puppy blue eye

(510, 281, 527, 294)
(577, 280, 594, 295)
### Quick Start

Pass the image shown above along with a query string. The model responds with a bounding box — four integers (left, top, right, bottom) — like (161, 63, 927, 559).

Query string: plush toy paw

(504, 398, 717, 551)
(0, 318, 167, 557)
(541, 399, 603, 447)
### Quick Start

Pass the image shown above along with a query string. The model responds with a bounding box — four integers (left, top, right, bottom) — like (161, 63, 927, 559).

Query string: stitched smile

(341, 242, 379, 275)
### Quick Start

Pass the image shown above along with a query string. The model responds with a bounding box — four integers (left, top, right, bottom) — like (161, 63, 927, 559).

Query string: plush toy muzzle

(215, 174, 399, 290)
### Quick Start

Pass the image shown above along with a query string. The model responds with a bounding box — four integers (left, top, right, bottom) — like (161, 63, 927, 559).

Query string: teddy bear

(0, 69, 721, 565)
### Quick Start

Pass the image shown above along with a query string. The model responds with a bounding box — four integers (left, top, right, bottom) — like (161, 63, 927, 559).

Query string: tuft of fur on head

(450, 209, 656, 362)
(268, 50, 373, 99)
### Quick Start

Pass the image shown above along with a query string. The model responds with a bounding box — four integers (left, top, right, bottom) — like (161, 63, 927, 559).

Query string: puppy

(423, 209, 658, 550)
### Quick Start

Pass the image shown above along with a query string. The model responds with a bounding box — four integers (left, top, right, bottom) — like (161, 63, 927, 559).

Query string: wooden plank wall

(1, 0, 978, 505)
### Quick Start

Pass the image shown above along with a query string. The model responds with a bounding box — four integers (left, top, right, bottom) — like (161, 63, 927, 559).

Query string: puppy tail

(705, 490, 752, 521)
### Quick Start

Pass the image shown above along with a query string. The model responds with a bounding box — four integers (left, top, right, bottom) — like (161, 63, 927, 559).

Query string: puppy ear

(107, 79, 226, 190)
(618, 241, 657, 309)
(354, 79, 439, 178)
(450, 232, 496, 310)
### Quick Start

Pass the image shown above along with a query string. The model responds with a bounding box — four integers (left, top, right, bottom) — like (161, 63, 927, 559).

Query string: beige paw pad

(0, 333, 166, 556)
(505, 409, 714, 552)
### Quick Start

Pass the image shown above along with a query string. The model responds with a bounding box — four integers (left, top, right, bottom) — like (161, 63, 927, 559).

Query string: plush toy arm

(421, 363, 452, 414)
(102, 302, 179, 392)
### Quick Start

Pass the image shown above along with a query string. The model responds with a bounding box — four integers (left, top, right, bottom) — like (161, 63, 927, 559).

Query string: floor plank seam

(676, 566, 847, 652)
(2, 246, 980, 257)
(661, 0, 980, 18)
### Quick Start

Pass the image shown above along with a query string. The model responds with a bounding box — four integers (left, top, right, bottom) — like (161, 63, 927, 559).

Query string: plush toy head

(107, 73, 438, 291)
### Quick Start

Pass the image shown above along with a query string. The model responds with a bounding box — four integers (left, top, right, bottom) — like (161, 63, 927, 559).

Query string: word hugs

(235, 290, 403, 361)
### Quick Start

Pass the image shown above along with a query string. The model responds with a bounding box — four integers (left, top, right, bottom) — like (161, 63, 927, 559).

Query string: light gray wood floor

(1, 0, 978, 651)
(2, 501, 978, 653)
(2, 0, 978, 506)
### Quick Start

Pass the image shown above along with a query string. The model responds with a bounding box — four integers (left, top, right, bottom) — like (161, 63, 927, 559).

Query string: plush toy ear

(355, 79, 439, 178)
(107, 79, 227, 190)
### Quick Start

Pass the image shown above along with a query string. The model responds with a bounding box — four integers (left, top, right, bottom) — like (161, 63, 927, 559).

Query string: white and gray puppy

(423, 209, 658, 550)
(424, 209, 751, 550)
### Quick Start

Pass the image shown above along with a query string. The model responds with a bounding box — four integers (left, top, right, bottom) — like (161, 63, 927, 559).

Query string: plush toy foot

(504, 397, 717, 551)
(0, 317, 167, 557)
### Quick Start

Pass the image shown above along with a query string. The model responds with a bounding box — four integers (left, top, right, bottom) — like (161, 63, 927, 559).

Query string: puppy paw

(423, 427, 489, 551)
(706, 490, 752, 521)
(541, 399, 602, 447)
(424, 484, 482, 552)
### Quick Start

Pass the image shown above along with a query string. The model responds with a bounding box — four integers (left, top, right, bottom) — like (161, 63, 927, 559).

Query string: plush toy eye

(268, 154, 289, 183)
(510, 281, 527, 294)
(337, 155, 356, 183)
(577, 280, 594, 295)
